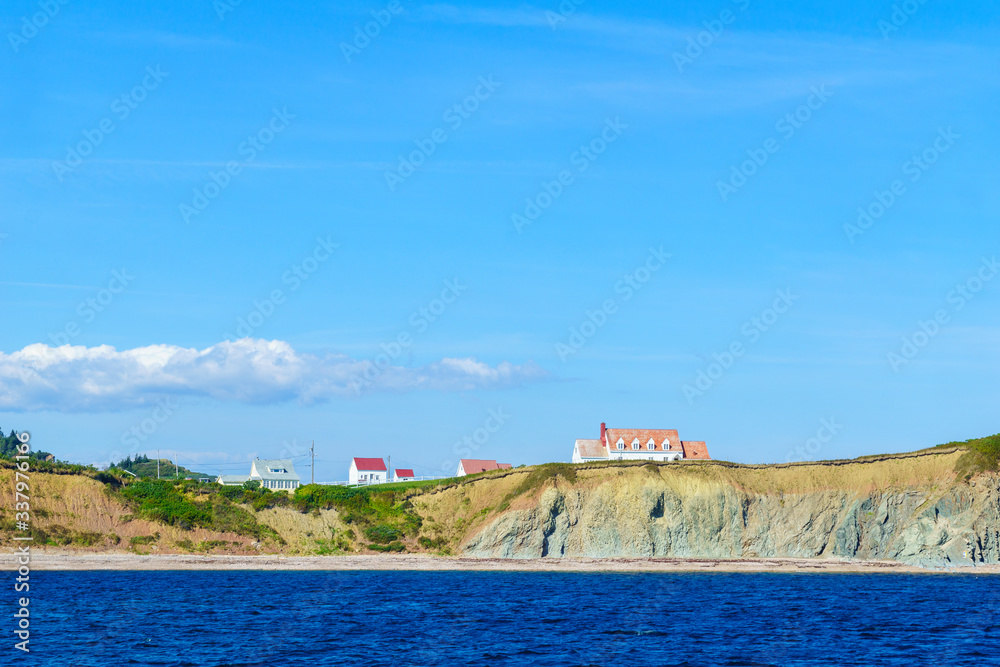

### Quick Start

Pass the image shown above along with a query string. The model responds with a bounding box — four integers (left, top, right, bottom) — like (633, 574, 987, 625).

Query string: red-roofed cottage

(349, 457, 387, 485)
(392, 468, 416, 482)
(571, 423, 711, 463)
(457, 459, 512, 476)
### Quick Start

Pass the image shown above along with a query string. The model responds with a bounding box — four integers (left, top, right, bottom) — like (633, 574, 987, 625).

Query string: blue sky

(2, 0, 998, 480)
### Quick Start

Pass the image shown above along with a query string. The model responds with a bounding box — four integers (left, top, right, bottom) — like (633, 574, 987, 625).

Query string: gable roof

(394, 469, 415, 478)
(575, 439, 606, 459)
(250, 459, 300, 481)
(681, 441, 711, 460)
(498, 463, 512, 469)
(604, 428, 682, 452)
(353, 457, 387, 472)
(459, 459, 501, 474)
(217, 475, 251, 484)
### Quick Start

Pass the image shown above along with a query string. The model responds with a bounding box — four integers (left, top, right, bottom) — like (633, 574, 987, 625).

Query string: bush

(368, 541, 405, 552)
(365, 524, 401, 544)
(418, 536, 447, 549)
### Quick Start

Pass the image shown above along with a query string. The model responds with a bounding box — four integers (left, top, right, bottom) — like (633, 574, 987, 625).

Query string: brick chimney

(600, 422, 606, 440)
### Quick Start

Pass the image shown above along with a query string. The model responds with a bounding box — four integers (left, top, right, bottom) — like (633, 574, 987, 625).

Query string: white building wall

(349, 462, 386, 485)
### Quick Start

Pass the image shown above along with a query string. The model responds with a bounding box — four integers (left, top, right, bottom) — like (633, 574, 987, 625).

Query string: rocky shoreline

(10, 551, 1000, 573)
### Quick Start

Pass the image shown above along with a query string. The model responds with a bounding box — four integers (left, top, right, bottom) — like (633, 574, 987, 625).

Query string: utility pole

(310, 440, 315, 485)
(157, 449, 160, 480)
(174, 455, 179, 480)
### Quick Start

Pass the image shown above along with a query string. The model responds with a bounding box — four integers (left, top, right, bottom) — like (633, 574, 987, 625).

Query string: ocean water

(20, 570, 1000, 666)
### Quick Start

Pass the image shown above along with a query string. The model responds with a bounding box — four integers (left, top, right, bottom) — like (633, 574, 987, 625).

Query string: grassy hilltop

(1, 433, 998, 565)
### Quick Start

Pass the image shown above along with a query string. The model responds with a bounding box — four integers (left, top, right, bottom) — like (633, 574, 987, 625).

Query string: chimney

(600, 422, 606, 440)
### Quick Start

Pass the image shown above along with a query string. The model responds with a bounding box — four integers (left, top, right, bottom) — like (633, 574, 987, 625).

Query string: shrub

(418, 536, 447, 549)
(73, 531, 102, 547)
(365, 524, 401, 544)
(368, 541, 405, 552)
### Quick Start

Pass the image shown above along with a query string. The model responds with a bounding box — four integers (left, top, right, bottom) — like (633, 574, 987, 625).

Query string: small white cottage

(392, 468, 415, 482)
(349, 458, 387, 485)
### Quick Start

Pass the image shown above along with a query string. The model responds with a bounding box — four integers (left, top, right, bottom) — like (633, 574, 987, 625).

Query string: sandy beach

(8, 551, 999, 573)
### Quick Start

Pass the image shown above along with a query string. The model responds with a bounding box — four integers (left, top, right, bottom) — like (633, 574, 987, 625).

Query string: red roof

(352, 457, 387, 471)
(394, 469, 415, 478)
(460, 459, 501, 474)
(604, 428, 682, 453)
(681, 441, 711, 460)
(498, 463, 512, 469)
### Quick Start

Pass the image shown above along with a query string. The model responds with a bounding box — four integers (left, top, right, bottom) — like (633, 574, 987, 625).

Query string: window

(647, 438, 655, 450)
(616, 438, 625, 450)
(631, 438, 640, 450)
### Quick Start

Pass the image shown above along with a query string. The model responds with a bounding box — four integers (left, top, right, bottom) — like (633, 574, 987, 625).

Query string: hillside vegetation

(1, 435, 998, 566)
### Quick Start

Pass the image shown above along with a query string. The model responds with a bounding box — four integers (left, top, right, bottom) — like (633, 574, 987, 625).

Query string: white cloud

(0, 339, 549, 412)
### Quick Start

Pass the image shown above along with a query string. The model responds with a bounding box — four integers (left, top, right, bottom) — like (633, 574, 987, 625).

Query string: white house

(571, 423, 711, 463)
(392, 468, 416, 483)
(249, 458, 301, 492)
(456, 459, 512, 477)
(349, 457, 387, 485)
(217, 458, 301, 491)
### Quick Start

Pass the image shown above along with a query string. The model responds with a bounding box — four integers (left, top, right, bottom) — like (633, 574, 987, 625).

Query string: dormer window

(662, 439, 671, 450)
(647, 438, 655, 450)
(616, 438, 625, 450)
(631, 438, 640, 450)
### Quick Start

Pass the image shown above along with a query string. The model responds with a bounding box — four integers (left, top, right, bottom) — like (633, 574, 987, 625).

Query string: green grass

(111, 478, 284, 543)
(291, 485, 423, 548)
(936, 433, 1000, 478)
(495, 463, 577, 512)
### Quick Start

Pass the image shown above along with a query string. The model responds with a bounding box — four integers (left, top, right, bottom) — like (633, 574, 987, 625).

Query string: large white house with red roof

(572, 423, 710, 463)
(349, 457, 388, 485)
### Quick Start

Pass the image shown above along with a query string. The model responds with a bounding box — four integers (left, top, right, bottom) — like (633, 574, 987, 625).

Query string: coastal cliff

(3, 442, 999, 568)
(462, 454, 1000, 566)
(417, 447, 1000, 568)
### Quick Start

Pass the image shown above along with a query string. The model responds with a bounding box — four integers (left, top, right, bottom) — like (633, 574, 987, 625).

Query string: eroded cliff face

(459, 454, 1000, 567)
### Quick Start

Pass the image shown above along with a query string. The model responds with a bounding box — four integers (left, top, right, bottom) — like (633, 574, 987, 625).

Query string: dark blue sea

(17, 571, 1000, 666)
